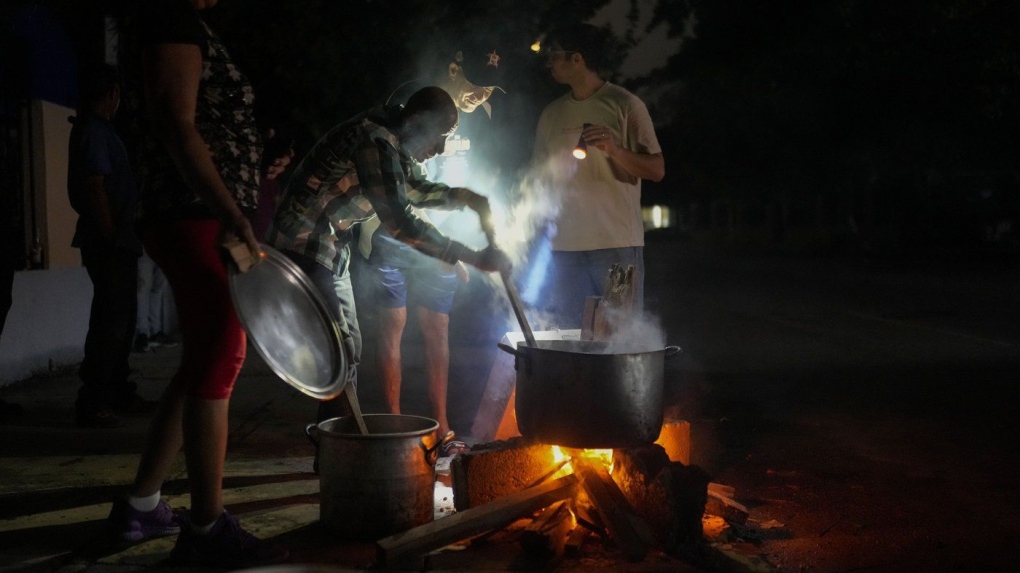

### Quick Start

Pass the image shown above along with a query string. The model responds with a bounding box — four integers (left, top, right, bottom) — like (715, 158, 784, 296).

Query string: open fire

(377, 421, 707, 568)
(550, 445, 614, 474)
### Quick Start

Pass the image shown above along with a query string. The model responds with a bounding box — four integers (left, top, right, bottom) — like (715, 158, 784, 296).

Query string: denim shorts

(367, 232, 459, 314)
(542, 246, 645, 329)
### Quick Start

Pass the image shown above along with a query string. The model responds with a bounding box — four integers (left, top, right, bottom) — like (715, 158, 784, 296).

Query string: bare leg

(128, 386, 230, 526)
(377, 307, 407, 414)
(182, 397, 229, 526)
(130, 378, 187, 497)
(417, 307, 450, 436)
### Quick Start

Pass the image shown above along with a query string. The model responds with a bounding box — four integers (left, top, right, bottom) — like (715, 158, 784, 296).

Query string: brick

(654, 419, 691, 465)
(611, 444, 710, 553)
(451, 437, 555, 511)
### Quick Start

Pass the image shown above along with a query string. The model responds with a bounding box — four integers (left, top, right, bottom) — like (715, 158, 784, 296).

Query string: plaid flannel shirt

(267, 108, 468, 275)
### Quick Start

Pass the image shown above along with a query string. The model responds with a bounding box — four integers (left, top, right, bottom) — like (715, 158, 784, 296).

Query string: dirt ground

(282, 235, 1020, 571)
(651, 239, 1020, 572)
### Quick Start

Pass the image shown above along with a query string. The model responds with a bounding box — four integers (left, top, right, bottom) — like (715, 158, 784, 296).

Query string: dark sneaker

(150, 332, 180, 348)
(76, 408, 124, 428)
(167, 511, 289, 568)
(132, 334, 153, 353)
(107, 498, 182, 542)
(111, 392, 158, 416)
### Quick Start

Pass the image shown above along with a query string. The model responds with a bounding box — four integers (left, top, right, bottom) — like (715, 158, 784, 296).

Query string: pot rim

(317, 413, 439, 439)
(523, 340, 675, 356)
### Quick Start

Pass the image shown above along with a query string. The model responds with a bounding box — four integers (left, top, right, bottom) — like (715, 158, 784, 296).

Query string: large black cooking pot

(498, 339, 681, 449)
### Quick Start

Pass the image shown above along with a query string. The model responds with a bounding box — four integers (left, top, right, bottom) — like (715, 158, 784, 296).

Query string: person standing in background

(357, 44, 507, 455)
(532, 24, 665, 327)
(109, 0, 288, 567)
(66, 63, 150, 429)
(133, 248, 179, 353)
(250, 125, 295, 241)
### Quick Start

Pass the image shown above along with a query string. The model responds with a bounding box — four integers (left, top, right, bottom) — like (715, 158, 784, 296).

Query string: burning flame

(551, 445, 614, 474)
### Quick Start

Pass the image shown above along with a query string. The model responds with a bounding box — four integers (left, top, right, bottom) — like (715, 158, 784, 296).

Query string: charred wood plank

(469, 335, 520, 443)
(708, 482, 736, 498)
(572, 457, 647, 561)
(706, 489, 749, 525)
(377, 474, 578, 568)
(573, 500, 607, 538)
(564, 525, 591, 557)
(520, 500, 573, 555)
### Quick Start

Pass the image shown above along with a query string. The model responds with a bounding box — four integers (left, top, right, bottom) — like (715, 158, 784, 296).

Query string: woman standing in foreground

(107, 0, 288, 567)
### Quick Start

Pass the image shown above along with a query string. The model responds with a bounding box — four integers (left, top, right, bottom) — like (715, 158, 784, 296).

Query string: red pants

(143, 219, 246, 399)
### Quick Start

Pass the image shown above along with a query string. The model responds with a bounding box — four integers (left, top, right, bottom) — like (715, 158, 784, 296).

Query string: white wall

(0, 268, 92, 384)
(0, 100, 91, 386)
(36, 99, 79, 270)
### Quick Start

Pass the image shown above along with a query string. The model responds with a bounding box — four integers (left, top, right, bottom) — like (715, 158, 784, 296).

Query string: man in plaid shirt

(267, 87, 508, 437)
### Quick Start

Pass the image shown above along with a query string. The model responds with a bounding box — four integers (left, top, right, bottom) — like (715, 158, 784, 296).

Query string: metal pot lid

(227, 244, 349, 400)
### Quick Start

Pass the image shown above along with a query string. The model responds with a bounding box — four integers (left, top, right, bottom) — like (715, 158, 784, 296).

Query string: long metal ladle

(343, 385, 369, 435)
(480, 217, 537, 348)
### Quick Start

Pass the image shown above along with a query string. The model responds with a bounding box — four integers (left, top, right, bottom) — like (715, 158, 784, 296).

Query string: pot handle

(304, 423, 319, 447)
(422, 431, 456, 466)
(497, 342, 521, 357)
(664, 345, 683, 359)
(497, 342, 532, 374)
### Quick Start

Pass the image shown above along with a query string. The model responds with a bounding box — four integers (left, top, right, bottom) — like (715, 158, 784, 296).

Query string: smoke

(462, 154, 671, 354)
(477, 154, 580, 333)
(597, 304, 668, 354)
(489, 152, 576, 265)
(406, 120, 580, 338)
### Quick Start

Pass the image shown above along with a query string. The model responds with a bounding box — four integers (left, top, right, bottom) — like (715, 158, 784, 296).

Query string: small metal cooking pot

(305, 414, 453, 539)
(498, 340, 682, 449)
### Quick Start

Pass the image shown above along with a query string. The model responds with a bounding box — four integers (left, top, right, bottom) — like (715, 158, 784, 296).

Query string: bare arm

(583, 124, 665, 182)
(143, 42, 259, 255)
(85, 175, 116, 242)
(607, 148, 665, 182)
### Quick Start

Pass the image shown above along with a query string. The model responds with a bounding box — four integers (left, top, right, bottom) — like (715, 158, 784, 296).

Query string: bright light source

(438, 155, 468, 187)
(642, 204, 672, 230)
(572, 147, 587, 160)
(531, 40, 541, 53)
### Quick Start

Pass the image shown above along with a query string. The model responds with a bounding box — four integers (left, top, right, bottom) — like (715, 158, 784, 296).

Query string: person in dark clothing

(67, 63, 149, 429)
(106, 0, 288, 567)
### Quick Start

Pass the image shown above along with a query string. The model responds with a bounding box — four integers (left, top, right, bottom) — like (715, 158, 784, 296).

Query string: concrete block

(611, 444, 710, 553)
(451, 437, 555, 511)
(654, 419, 691, 465)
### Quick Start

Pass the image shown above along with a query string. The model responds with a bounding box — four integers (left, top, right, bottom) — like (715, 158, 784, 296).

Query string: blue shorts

(367, 232, 459, 314)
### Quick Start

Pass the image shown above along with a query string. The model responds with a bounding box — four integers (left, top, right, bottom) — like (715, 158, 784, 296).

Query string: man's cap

(454, 46, 506, 91)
